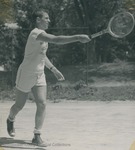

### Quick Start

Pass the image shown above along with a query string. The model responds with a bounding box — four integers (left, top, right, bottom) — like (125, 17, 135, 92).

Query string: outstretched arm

(37, 32, 91, 44)
(45, 56, 65, 81)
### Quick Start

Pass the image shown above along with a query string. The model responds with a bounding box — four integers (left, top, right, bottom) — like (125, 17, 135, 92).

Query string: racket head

(108, 12, 135, 38)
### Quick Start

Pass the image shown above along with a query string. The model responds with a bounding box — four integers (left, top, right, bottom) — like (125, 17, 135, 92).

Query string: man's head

(33, 9, 50, 30)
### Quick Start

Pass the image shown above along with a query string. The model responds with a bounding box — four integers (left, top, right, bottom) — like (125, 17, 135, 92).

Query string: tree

(73, 0, 127, 63)
(0, 0, 15, 24)
(0, 0, 17, 79)
(12, 0, 86, 67)
(2, 0, 133, 70)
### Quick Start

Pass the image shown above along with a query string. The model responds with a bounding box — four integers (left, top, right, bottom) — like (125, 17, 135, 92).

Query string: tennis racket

(91, 11, 135, 39)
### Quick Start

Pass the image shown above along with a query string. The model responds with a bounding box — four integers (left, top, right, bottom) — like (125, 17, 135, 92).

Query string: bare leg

(32, 85, 47, 133)
(7, 88, 28, 137)
(8, 89, 28, 121)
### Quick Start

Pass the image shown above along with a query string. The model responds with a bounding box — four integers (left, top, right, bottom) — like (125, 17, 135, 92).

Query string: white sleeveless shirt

(20, 28, 48, 73)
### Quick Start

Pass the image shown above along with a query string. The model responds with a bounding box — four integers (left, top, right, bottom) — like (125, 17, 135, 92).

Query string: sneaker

(32, 133, 47, 147)
(6, 119, 15, 137)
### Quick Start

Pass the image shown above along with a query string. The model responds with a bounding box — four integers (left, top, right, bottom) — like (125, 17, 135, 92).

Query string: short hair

(30, 8, 49, 28)
(32, 9, 49, 21)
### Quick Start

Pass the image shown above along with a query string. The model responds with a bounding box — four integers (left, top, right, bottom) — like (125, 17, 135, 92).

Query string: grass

(1, 61, 135, 101)
(46, 61, 135, 85)
(46, 61, 135, 101)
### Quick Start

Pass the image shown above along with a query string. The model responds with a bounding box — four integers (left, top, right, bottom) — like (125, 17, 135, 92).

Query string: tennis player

(6, 9, 91, 147)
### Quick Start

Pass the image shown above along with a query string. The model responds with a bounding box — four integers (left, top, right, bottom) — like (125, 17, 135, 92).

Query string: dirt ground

(0, 100, 135, 150)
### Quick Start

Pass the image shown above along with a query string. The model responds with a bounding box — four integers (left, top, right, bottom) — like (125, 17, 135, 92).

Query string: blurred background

(0, 0, 135, 101)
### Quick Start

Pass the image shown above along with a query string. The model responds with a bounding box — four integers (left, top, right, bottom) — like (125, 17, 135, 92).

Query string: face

(38, 12, 50, 30)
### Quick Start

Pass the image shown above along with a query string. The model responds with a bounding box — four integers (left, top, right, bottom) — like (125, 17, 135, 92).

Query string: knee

(37, 100, 46, 110)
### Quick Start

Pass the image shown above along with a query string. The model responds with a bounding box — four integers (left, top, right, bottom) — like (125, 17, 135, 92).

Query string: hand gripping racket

(91, 12, 135, 39)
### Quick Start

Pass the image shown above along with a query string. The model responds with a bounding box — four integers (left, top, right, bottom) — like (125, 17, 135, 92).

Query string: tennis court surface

(0, 100, 135, 150)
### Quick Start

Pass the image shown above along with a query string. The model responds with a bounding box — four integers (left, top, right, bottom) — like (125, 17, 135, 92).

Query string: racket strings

(109, 13, 134, 37)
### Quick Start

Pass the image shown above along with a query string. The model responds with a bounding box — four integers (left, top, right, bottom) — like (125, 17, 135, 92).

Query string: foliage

(0, 26, 13, 69)
(73, 0, 132, 63)
(12, 0, 85, 67)
(11, 0, 135, 65)
(0, 0, 135, 70)
(124, 0, 135, 10)
(0, 0, 15, 24)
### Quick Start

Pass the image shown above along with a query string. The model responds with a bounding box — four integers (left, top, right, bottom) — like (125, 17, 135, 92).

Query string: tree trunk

(87, 40, 96, 64)
(73, 0, 84, 24)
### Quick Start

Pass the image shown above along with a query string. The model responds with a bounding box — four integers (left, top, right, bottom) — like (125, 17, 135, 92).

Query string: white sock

(33, 128, 41, 134)
(8, 116, 15, 122)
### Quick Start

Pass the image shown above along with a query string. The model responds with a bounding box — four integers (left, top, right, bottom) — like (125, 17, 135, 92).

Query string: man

(7, 9, 91, 147)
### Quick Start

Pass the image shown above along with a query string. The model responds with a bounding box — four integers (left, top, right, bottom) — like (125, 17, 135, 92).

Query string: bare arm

(44, 55, 54, 70)
(36, 32, 91, 44)
(45, 56, 65, 81)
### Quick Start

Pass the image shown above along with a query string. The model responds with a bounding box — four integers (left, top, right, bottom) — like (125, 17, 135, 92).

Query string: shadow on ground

(0, 137, 46, 150)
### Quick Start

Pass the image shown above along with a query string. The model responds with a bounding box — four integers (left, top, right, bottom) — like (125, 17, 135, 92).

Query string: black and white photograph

(0, 0, 135, 150)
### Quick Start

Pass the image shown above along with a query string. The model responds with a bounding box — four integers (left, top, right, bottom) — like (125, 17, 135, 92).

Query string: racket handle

(90, 29, 108, 39)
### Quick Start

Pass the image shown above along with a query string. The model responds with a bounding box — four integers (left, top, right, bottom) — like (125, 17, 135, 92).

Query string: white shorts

(15, 68, 46, 93)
